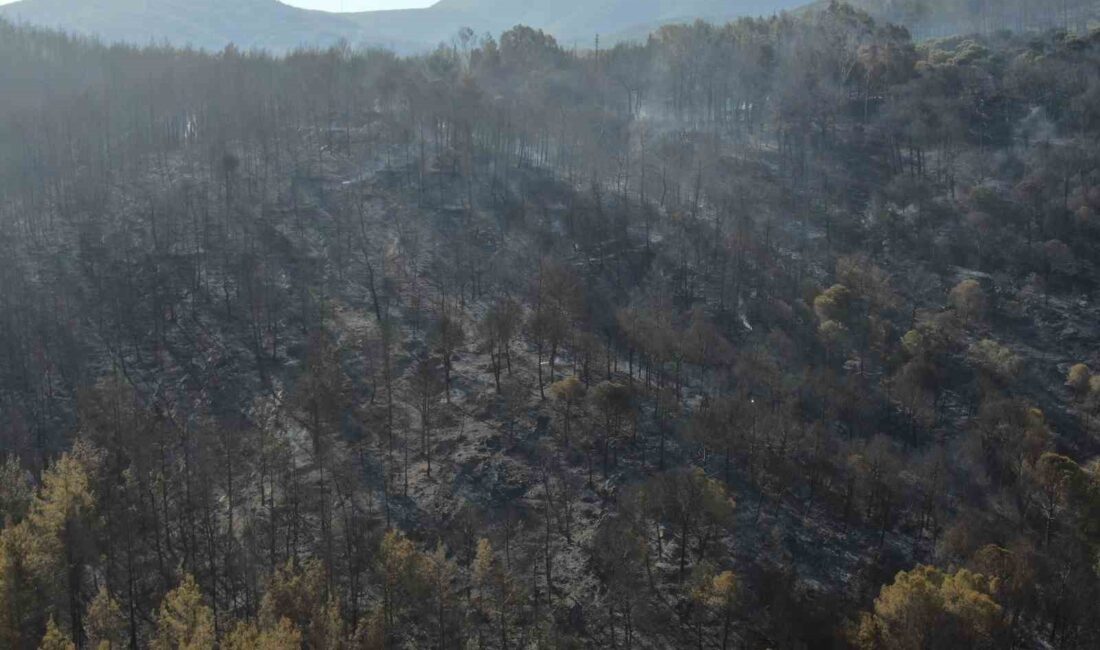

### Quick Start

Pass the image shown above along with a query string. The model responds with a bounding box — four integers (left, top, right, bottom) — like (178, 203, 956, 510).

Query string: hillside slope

(3, 6, 1100, 648)
(812, 0, 1099, 36)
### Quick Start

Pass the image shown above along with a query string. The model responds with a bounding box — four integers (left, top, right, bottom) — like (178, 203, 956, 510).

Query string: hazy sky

(277, 0, 435, 9)
(0, 1, 436, 9)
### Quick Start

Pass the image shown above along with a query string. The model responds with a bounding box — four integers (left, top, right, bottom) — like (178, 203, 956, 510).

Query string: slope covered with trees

(1, 2, 1100, 648)
(837, 0, 1100, 37)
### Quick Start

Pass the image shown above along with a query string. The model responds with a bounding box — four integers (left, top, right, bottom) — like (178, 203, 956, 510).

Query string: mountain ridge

(0, 0, 807, 53)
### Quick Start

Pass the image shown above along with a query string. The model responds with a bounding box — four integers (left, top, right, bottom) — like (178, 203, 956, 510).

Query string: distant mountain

(0, 0, 427, 52)
(0, 0, 806, 53)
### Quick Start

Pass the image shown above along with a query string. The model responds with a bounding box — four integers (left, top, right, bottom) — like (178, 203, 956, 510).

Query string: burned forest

(2, 1, 1100, 648)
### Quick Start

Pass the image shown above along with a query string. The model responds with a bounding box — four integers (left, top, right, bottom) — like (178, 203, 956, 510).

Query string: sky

(0, 0, 436, 9)
(275, 0, 435, 9)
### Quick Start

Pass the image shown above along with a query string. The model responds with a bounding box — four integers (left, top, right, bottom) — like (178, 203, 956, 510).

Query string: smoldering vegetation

(1, 3, 1100, 649)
